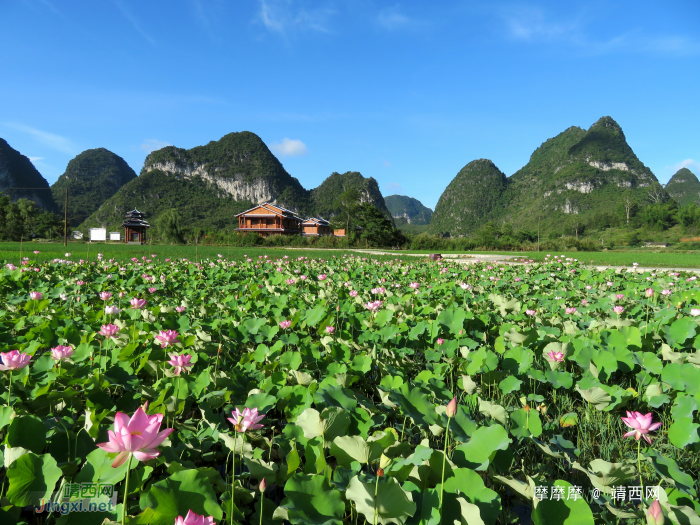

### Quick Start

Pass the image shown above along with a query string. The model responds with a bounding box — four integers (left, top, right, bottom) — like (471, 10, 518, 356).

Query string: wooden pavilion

(122, 209, 150, 244)
(235, 203, 303, 237)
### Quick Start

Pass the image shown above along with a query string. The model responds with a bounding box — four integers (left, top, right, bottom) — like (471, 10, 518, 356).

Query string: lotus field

(3, 251, 700, 525)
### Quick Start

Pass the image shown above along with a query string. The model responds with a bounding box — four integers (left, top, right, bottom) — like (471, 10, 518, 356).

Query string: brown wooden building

(235, 203, 303, 237)
(301, 217, 333, 236)
(122, 209, 150, 244)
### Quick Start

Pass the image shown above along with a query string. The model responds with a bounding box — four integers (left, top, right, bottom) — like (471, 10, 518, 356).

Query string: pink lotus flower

(437, 338, 444, 345)
(130, 298, 147, 309)
(99, 292, 112, 301)
(280, 320, 292, 329)
(325, 326, 335, 334)
(99, 324, 120, 339)
(176, 306, 187, 313)
(349, 290, 358, 297)
(118, 291, 125, 298)
(365, 300, 383, 311)
(646, 499, 664, 525)
(300, 275, 307, 280)
(581, 300, 588, 305)
(645, 288, 654, 298)
(613, 306, 625, 314)
(621, 411, 662, 444)
(0, 350, 31, 371)
(286, 278, 295, 285)
(318, 274, 327, 281)
(228, 407, 265, 433)
(690, 309, 700, 317)
(525, 309, 536, 316)
(409, 282, 420, 289)
(565, 307, 577, 315)
(661, 289, 671, 296)
(29, 291, 42, 300)
(51, 345, 74, 360)
(33, 250, 40, 254)
(105, 305, 121, 315)
(547, 350, 564, 362)
(97, 403, 173, 467)
(615, 294, 624, 300)
(167, 353, 193, 375)
(76, 280, 85, 286)
(155, 330, 180, 348)
(148, 287, 157, 294)
(446, 397, 457, 418)
(371, 287, 386, 294)
(175, 510, 216, 525)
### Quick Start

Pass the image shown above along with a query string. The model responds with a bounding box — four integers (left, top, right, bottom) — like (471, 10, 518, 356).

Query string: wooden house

(122, 209, 150, 244)
(235, 203, 303, 237)
(302, 217, 333, 236)
(333, 226, 362, 237)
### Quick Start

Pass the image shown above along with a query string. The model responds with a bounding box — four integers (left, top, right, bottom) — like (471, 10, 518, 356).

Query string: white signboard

(109, 232, 121, 241)
(90, 228, 107, 241)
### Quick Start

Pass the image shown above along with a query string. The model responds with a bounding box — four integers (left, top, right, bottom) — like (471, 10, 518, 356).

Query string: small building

(122, 209, 150, 244)
(90, 228, 107, 242)
(643, 242, 670, 248)
(333, 226, 362, 237)
(235, 203, 303, 237)
(302, 217, 333, 236)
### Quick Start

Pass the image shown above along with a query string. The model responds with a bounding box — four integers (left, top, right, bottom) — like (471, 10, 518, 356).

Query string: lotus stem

(122, 454, 132, 525)
(373, 467, 380, 525)
(637, 440, 643, 487)
(439, 417, 451, 516)
(231, 436, 237, 525)
(7, 370, 12, 406)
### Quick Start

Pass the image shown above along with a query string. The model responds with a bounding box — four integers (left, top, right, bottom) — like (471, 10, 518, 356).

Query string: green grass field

(365, 249, 700, 268)
(0, 242, 418, 265)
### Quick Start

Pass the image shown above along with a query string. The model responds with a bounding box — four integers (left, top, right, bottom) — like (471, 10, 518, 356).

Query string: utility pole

(537, 215, 541, 252)
(64, 187, 68, 247)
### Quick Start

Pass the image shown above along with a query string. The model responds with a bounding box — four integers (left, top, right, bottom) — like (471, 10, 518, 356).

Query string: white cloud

(112, 0, 156, 44)
(141, 139, 171, 153)
(501, 7, 700, 56)
(377, 7, 411, 30)
(385, 182, 402, 193)
(2, 122, 75, 154)
(669, 159, 700, 175)
(28, 157, 44, 162)
(258, 0, 334, 34)
(270, 138, 308, 157)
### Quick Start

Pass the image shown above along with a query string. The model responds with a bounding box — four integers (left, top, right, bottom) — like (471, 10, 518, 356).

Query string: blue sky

(1, 0, 699, 209)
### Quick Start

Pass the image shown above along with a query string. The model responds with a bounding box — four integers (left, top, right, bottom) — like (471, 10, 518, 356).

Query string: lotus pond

(1, 252, 700, 525)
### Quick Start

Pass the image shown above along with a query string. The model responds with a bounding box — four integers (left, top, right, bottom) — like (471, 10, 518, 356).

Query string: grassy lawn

(363, 248, 700, 268)
(0, 242, 419, 265)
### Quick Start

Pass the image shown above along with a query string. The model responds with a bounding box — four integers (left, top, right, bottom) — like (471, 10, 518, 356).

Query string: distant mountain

(51, 148, 137, 225)
(310, 171, 391, 219)
(384, 195, 433, 225)
(665, 167, 700, 207)
(0, 138, 57, 211)
(430, 116, 667, 236)
(430, 159, 507, 236)
(82, 131, 312, 231)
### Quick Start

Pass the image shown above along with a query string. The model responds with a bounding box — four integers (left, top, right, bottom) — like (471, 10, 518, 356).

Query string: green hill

(665, 167, 700, 206)
(310, 171, 390, 219)
(384, 195, 433, 225)
(431, 116, 668, 237)
(82, 131, 312, 231)
(429, 159, 508, 236)
(51, 148, 137, 225)
(0, 138, 57, 212)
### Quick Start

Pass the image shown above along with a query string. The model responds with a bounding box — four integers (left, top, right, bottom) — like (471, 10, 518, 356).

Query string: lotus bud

(645, 288, 654, 298)
(446, 396, 457, 418)
(379, 454, 391, 469)
(646, 499, 664, 525)
(259, 478, 267, 492)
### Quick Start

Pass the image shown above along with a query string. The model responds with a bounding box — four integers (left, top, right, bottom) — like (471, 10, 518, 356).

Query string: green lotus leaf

(280, 473, 345, 525)
(531, 480, 595, 525)
(346, 475, 416, 525)
(453, 424, 511, 471)
(7, 452, 62, 507)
